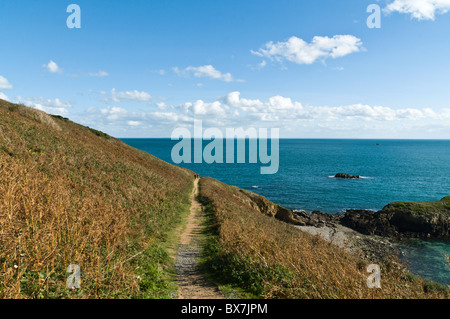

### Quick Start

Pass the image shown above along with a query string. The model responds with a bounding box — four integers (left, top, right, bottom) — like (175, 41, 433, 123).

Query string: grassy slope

(0, 100, 194, 298)
(384, 196, 450, 216)
(198, 177, 449, 299)
(1, 99, 448, 299)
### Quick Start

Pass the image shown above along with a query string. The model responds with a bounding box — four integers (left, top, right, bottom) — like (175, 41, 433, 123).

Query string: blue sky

(1, 0, 450, 138)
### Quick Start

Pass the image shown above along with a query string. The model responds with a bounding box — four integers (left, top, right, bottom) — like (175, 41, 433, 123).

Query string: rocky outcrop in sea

(335, 173, 360, 179)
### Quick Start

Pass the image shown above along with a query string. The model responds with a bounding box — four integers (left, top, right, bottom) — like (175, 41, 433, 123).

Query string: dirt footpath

(175, 178, 223, 299)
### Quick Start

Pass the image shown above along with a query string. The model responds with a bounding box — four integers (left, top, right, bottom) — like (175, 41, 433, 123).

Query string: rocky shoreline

(291, 197, 450, 263)
(296, 223, 398, 263)
(242, 188, 449, 263)
(341, 201, 450, 240)
(293, 210, 398, 263)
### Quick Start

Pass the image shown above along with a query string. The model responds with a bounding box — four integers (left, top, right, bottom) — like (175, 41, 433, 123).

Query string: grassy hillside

(384, 196, 450, 216)
(198, 177, 449, 299)
(0, 100, 194, 298)
(1, 99, 448, 299)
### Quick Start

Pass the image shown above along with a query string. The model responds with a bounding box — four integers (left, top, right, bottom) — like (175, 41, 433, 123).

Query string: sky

(1, 0, 450, 138)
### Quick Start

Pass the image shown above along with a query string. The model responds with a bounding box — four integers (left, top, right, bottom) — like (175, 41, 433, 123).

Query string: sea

(121, 138, 450, 285)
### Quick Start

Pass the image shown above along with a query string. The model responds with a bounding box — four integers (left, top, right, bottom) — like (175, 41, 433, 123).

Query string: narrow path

(175, 177, 223, 299)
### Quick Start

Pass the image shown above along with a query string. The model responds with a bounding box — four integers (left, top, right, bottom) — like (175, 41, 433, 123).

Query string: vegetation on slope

(198, 177, 449, 299)
(1, 99, 448, 299)
(0, 100, 193, 298)
(384, 196, 450, 216)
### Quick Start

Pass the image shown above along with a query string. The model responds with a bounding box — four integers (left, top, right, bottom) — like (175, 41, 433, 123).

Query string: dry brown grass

(198, 177, 449, 299)
(0, 159, 133, 298)
(0, 101, 194, 298)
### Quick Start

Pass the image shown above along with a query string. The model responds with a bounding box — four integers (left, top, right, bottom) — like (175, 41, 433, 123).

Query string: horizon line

(117, 137, 450, 141)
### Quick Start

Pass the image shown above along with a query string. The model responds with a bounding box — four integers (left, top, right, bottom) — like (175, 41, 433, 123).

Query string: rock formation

(341, 197, 450, 240)
(335, 173, 360, 179)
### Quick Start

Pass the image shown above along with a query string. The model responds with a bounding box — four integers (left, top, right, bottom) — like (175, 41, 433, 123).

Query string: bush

(88, 127, 111, 139)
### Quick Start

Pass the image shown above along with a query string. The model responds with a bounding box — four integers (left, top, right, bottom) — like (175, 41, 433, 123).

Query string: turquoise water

(398, 239, 449, 286)
(121, 138, 450, 285)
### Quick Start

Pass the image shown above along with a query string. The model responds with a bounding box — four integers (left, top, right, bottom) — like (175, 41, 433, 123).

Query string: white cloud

(150, 111, 193, 123)
(127, 121, 142, 126)
(89, 70, 109, 77)
(156, 102, 168, 110)
(258, 60, 267, 69)
(174, 65, 236, 82)
(167, 92, 449, 128)
(385, 0, 450, 20)
(94, 106, 148, 125)
(81, 104, 194, 135)
(224, 92, 447, 122)
(100, 106, 128, 120)
(252, 35, 363, 65)
(104, 88, 152, 103)
(192, 99, 228, 116)
(0, 75, 12, 101)
(43, 60, 63, 74)
(80, 91, 450, 138)
(0, 92, 9, 101)
(0, 76, 13, 90)
(17, 96, 72, 115)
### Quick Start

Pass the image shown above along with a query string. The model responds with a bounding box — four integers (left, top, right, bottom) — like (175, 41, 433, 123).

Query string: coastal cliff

(341, 197, 450, 240)
(288, 198, 449, 241)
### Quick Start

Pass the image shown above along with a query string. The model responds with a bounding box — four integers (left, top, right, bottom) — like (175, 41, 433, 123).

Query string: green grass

(197, 190, 311, 299)
(8, 104, 20, 112)
(384, 196, 450, 216)
(51, 114, 70, 122)
(133, 245, 177, 299)
(196, 194, 259, 299)
(88, 127, 111, 139)
(134, 181, 194, 299)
